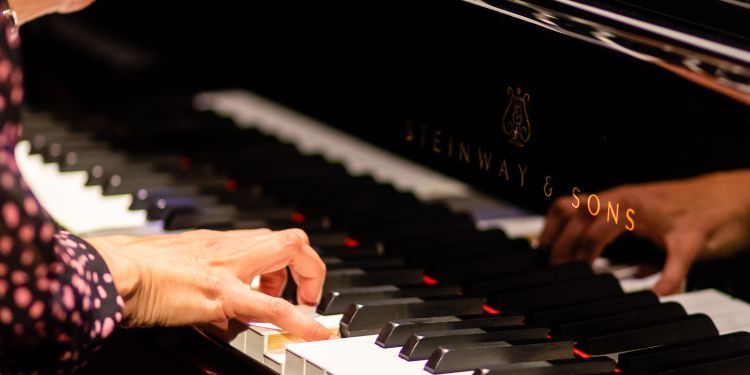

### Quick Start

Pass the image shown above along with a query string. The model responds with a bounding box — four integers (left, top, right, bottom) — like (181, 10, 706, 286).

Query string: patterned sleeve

(0, 14, 123, 375)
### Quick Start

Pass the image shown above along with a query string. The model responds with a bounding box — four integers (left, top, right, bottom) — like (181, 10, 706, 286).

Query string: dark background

(19, 0, 750, 214)
(17, 0, 750, 300)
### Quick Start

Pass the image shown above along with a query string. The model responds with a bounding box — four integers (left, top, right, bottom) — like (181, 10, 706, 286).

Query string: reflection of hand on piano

(87, 228, 333, 341)
(541, 170, 750, 295)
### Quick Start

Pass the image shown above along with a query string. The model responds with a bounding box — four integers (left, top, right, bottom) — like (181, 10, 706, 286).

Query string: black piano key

(164, 206, 239, 231)
(318, 284, 462, 315)
(425, 338, 574, 374)
(464, 263, 592, 296)
(377, 315, 526, 348)
(656, 350, 750, 375)
(324, 268, 424, 290)
(527, 290, 658, 325)
(129, 186, 202, 210)
(428, 251, 541, 282)
(576, 314, 719, 355)
(618, 332, 750, 375)
(234, 206, 299, 222)
(104, 174, 176, 195)
(165, 213, 237, 231)
(407, 241, 530, 268)
(383, 229, 508, 256)
(316, 243, 384, 258)
(352, 216, 477, 243)
(59, 149, 135, 172)
(323, 256, 405, 270)
(555, 302, 686, 338)
(473, 357, 616, 375)
(145, 195, 219, 220)
(339, 297, 486, 337)
(489, 274, 623, 314)
(86, 162, 155, 186)
(51, 149, 125, 167)
(400, 326, 550, 361)
(305, 231, 350, 247)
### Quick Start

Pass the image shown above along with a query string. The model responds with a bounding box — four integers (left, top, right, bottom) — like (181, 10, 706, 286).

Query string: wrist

(87, 236, 141, 302)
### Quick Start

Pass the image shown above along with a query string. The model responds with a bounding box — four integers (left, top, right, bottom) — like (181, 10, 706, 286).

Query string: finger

(234, 229, 325, 302)
(577, 215, 627, 263)
(653, 231, 703, 296)
(260, 268, 288, 297)
(540, 198, 576, 247)
(289, 244, 326, 306)
(230, 287, 331, 341)
(549, 215, 591, 264)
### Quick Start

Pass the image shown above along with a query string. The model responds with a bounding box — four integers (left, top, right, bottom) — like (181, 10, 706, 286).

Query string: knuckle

(280, 229, 309, 248)
(203, 238, 223, 251)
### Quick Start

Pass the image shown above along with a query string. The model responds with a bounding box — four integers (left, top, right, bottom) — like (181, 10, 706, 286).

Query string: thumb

(653, 231, 703, 296)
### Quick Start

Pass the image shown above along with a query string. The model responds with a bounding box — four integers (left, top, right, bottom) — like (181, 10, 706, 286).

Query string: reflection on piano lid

(14, 0, 750, 374)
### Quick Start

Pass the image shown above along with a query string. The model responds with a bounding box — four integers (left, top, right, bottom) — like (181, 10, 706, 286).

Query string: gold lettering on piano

(502, 86, 531, 148)
(569, 187, 636, 232)
(571, 186, 581, 208)
(607, 201, 619, 224)
(544, 176, 553, 197)
(432, 130, 443, 154)
(587, 194, 601, 216)
(401, 114, 639, 232)
(459, 142, 471, 164)
(626, 208, 636, 231)
(518, 164, 528, 187)
(498, 159, 509, 181)
(478, 148, 493, 171)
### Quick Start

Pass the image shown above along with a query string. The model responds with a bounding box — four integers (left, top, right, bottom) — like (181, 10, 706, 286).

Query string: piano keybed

(17, 91, 750, 374)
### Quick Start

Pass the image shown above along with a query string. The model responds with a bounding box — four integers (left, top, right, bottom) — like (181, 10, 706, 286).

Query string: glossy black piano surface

(15, 0, 750, 374)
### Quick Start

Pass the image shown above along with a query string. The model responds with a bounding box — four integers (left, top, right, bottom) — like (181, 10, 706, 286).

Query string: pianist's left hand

(541, 170, 750, 296)
(87, 228, 332, 340)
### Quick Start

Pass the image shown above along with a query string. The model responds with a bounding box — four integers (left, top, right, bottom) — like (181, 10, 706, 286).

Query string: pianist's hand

(87, 228, 333, 341)
(9, 0, 96, 25)
(541, 170, 750, 296)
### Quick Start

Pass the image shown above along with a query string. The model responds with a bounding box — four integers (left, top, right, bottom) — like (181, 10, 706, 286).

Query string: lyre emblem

(502, 86, 531, 148)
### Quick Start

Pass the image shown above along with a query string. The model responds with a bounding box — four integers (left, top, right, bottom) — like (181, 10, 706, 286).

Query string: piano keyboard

(16, 91, 750, 374)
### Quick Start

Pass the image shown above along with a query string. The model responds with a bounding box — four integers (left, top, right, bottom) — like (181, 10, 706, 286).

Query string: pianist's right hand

(87, 228, 333, 341)
(541, 170, 750, 296)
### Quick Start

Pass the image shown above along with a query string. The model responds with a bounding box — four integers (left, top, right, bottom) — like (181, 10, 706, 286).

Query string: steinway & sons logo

(401, 84, 637, 232)
(502, 86, 531, 148)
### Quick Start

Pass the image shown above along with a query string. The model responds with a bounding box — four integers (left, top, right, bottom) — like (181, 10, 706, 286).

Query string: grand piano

(14, 0, 750, 373)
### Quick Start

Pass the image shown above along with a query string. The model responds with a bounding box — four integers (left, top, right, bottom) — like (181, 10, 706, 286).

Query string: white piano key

(16, 140, 148, 234)
(245, 306, 341, 363)
(286, 335, 473, 375)
(661, 288, 750, 334)
(229, 330, 247, 353)
(264, 351, 285, 374)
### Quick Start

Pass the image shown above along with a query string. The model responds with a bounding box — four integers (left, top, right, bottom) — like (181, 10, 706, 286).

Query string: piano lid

(466, 0, 750, 104)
